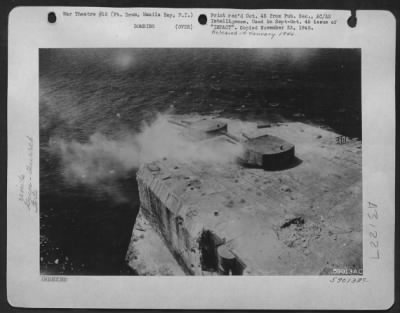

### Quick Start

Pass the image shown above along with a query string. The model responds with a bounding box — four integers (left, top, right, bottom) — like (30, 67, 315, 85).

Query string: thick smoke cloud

(49, 114, 244, 188)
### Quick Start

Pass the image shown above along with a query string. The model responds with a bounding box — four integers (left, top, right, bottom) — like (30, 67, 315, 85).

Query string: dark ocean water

(39, 48, 361, 275)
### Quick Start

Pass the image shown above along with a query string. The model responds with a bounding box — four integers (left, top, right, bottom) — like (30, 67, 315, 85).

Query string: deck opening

(217, 245, 245, 275)
(199, 230, 220, 272)
(199, 231, 246, 275)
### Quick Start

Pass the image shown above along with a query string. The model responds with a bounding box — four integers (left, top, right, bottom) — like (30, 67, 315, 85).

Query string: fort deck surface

(126, 119, 362, 275)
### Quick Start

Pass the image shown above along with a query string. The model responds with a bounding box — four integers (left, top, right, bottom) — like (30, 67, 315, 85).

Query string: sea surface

(39, 48, 361, 275)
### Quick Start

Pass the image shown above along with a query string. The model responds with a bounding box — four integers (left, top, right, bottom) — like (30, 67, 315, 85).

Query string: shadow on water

(40, 161, 140, 275)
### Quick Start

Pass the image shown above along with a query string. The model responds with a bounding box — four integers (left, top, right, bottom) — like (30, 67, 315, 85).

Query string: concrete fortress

(126, 115, 362, 275)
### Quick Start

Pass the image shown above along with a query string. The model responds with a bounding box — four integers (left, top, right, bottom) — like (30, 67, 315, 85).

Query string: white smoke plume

(49, 114, 244, 186)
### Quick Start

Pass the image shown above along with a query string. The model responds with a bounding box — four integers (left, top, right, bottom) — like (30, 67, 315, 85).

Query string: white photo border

(7, 7, 396, 309)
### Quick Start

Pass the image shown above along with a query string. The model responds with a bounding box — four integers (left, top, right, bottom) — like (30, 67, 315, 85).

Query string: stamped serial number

(41, 276, 68, 282)
(329, 277, 367, 283)
(332, 268, 363, 275)
(367, 202, 380, 259)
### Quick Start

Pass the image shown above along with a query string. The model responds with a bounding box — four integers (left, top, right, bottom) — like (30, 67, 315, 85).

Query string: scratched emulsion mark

(17, 135, 38, 212)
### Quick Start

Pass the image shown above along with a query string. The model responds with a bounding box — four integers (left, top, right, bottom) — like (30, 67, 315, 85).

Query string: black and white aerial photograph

(39, 48, 362, 276)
